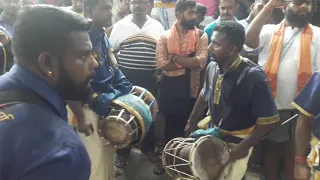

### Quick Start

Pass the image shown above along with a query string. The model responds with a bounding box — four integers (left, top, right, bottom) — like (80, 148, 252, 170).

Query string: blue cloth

(89, 28, 132, 115)
(293, 71, 320, 139)
(0, 64, 91, 180)
(190, 128, 221, 138)
(204, 16, 238, 45)
(203, 59, 278, 134)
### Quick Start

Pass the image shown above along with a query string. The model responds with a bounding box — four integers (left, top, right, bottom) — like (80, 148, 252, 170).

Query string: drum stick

(261, 114, 299, 140)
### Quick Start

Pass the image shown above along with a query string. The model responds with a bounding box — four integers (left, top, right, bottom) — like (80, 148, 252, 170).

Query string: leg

(140, 123, 159, 163)
(263, 140, 283, 180)
(116, 148, 131, 168)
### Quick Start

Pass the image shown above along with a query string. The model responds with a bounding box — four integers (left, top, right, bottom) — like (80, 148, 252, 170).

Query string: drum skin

(162, 135, 231, 180)
(100, 86, 158, 149)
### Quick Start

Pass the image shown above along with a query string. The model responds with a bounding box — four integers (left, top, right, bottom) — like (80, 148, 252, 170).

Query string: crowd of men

(0, 0, 320, 179)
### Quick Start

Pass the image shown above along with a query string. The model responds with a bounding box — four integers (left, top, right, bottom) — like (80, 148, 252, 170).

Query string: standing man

(151, 0, 177, 30)
(156, 0, 208, 149)
(109, 0, 164, 169)
(204, 0, 238, 44)
(245, 0, 320, 178)
(0, 5, 94, 179)
(292, 71, 320, 180)
(63, 0, 84, 15)
(185, 21, 279, 180)
(238, 0, 264, 63)
(68, 0, 132, 179)
(155, 0, 207, 174)
(195, 3, 207, 29)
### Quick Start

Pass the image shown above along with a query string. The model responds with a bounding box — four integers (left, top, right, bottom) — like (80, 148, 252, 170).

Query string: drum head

(99, 107, 141, 149)
(190, 136, 231, 180)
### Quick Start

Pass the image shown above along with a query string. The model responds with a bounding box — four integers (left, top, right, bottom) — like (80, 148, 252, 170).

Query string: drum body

(162, 135, 231, 180)
(98, 86, 158, 149)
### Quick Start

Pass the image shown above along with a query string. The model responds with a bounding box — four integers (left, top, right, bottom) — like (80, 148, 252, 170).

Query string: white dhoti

(68, 106, 116, 180)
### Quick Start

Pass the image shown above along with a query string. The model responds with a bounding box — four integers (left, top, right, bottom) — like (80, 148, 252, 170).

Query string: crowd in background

(0, 0, 320, 179)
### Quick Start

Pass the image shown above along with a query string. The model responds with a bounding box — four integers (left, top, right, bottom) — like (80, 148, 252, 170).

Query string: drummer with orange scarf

(156, 0, 208, 144)
(245, 0, 320, 178)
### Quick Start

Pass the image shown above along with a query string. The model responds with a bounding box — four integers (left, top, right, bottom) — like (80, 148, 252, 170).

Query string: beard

(56, 68, 92, 103)
(286, 7, 313, 28)
(181, 17, 196, 30)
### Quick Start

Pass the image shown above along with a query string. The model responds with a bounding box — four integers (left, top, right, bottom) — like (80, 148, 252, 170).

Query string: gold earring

(48, 71, 52, 77)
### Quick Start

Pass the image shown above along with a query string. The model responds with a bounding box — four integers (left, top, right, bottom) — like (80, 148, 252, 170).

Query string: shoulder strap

(0, 90, 61, 117)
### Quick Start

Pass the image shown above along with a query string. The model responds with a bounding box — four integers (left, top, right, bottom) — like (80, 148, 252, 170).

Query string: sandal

(144, 151, 160, 163)
(153, 162, 165, 175)
(115, 156, 129, 168)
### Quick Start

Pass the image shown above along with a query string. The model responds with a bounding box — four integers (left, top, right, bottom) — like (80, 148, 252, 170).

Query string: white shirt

(109, 15, 164, 50)
(256, 24, 320, 110)
(238, 19, 249, 31)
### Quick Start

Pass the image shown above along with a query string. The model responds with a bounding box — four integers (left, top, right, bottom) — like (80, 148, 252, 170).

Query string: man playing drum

(293, 71, 320, 179)
(185, 21, 280, 179)
(68, 0, 132, 179)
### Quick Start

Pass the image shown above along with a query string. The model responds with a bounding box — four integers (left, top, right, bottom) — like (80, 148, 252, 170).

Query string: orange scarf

(265, 21, 313, 98)
(167, 21, 199, 55)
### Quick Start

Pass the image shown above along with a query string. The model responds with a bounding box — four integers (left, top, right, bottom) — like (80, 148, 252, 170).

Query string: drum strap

(0, 90, 61, 118)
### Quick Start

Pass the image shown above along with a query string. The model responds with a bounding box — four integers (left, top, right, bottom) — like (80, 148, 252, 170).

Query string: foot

(143, 151, 160, 163)
(115, 156, 129, 168)
(115, 168, 123, 177)
(153, 162, 165, 175)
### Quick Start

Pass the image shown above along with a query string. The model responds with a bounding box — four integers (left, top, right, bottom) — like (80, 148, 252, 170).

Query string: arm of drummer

(66, 100, 93, 136)
(111, 68, 133, 98)
(186, 90, 208, 133)
(292, 71, 320, 159)
(237, 69, 279, 152)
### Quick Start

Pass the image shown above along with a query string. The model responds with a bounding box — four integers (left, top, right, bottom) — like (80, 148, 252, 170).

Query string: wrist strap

(294, 157, 308, 163)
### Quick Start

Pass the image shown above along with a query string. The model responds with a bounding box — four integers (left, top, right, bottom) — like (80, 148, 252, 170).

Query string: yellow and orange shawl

(265, 21, 313, 98)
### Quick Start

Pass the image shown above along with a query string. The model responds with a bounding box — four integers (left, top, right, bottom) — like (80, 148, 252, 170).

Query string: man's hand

(230, 142, 251, 161)
(294, 163, 311, 180)
(77, 119, 94, 136)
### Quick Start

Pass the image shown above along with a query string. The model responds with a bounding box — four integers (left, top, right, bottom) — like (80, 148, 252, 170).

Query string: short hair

(196, 3, 207, 16)
(175, 0, 196, 14)
(12, 5, 91, 64)
(213, 21, 245, 52)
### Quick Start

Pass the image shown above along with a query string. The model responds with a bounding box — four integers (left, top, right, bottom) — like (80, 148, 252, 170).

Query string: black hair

(213, 21, 245, 52)
(196, 3, 207, 16)
(175, 0, 197, 14)
(84, 0, 99, 9)
(12, 5, 91, 65)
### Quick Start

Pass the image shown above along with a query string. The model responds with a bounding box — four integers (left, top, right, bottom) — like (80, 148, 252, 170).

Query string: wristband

(294, 157, 308, 163)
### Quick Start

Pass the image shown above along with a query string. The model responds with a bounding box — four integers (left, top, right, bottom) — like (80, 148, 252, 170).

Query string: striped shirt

(109, 15, 164, 71)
